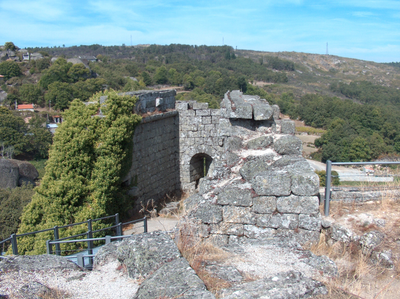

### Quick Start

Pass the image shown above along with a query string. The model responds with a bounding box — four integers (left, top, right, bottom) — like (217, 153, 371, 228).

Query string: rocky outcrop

(0, 159, 38, 189)
(95, 231, 215, 299)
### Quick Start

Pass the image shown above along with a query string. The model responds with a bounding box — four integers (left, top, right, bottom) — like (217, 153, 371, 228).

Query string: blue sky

(0, 0, 399, 62)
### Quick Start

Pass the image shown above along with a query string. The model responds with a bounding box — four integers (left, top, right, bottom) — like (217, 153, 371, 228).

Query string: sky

(0, 0, 399, 63)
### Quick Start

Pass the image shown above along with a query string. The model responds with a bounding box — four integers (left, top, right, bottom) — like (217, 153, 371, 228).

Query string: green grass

(29, 159, 47, 180)
(296, 126, 326, 134)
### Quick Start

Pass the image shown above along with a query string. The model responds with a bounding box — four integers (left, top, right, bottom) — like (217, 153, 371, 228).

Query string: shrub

(316, 170, 340, 187)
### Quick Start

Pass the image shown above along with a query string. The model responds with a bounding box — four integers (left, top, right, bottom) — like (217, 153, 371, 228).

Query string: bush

(315, 170, 340, 187)
(0, 184, 34, 242)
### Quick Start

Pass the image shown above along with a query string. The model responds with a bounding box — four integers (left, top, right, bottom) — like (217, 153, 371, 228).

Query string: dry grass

(313, 191, 400, 298)
(176, 223, 232, 293)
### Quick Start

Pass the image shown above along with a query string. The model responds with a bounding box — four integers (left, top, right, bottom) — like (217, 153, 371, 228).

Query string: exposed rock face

(0, 159, 38, 189)
(95, 231, 215, 299)
(0, 159, 19, 189)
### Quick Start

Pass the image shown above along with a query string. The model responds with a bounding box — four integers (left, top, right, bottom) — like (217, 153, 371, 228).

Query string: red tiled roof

(18, 104, 34, 109)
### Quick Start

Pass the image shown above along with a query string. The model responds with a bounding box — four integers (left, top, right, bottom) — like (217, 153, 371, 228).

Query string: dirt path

(123, 216, 179, 235)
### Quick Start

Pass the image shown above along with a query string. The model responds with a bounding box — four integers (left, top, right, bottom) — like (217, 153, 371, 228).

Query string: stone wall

(122, 90, 176, 114)
(123, 111, 180, 207)
(179, 90, 321, 246)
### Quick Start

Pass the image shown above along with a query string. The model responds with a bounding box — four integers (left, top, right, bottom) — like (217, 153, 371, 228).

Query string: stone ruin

(117, 89, 321, 245)
(177, 90, 321, 245)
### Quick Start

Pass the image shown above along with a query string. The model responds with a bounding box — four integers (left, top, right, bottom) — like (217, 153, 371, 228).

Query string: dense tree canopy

(16, 91, 141, 254)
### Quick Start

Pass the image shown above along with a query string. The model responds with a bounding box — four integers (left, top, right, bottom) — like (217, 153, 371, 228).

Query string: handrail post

(117, 222, 123, 240)
(87, 219, 93, 267)
(11, 234, 18, 255)
(324, 160, 332, 216)
(143, 216, 148, 233)
(46, 240, 52, 254)
(54, 226, 61, 256)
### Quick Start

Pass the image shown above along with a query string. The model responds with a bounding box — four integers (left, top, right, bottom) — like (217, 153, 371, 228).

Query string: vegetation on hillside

(16, 91, 141, 254)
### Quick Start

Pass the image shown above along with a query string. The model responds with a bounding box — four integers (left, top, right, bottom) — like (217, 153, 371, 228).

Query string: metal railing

(46, 217, 147, 268)
(0, 214, 147, 256)
(324, 160, 400, 216)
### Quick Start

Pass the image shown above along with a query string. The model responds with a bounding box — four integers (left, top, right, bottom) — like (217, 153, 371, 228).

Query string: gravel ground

(0, 261, 139, 298)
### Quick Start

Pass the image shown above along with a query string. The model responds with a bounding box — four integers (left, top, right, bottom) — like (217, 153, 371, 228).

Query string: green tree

(141, 71, 152, 86)
(19, 84, 44, 105)
(0, 185, 34, 242)
(16, 91, 142, 254)
(67, 63, 90, 82)
(45, 81, 74, 111)
(0, 107, 28, 156)
(153, 66, 168, 84)
(39, 58, 73, 89)
(4, 42, 17, 51)
(0, 61, 21, 80)
(349, 137, 372, 161)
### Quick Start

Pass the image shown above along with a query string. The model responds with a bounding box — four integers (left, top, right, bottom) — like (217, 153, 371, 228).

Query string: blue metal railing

(0, 214, 147, 256)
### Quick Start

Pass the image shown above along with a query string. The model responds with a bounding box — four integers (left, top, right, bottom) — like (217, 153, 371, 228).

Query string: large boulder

(0, 159, 19, 188)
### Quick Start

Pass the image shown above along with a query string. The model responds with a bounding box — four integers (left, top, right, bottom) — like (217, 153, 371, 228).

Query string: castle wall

(123, 111, 180, 207)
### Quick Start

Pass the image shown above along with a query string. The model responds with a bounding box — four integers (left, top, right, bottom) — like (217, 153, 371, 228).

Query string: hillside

(236, 50, 400, 99)
(2, 43, 400, 163)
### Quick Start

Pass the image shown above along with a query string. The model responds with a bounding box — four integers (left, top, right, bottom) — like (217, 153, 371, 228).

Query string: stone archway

(189, 153, 213, 189)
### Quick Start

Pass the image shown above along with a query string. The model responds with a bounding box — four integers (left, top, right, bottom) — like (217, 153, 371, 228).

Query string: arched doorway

(189, 153, 213, 188)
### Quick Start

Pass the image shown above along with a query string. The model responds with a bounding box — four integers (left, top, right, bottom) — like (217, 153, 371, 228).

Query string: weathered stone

(328, 224, 359, 243)
(298, 214, 322, 231)
(281, 119, 296, 134)
(225, 136, 243, 152)
(275, 229, 321, 245)
(15, 281, 55, 299)
(133, 257, 215, 299)
(273, 135, 302, 155)
(94, 231, 182, 279)
(280, 214, 299, 229)
(251, 171, 291, 196)
(277, 195, 319, 214)
(235, 104, 253, 119)
(372, 250, 394, 269)
(194, 202, 223, 224)
(246, 136, 273, 149)
(13, 160, 39, 182)
(223, 206, 255, 224)
(272, 104, 280, 120)
(211, 223, 244, 235)
(253, 104, 274, 121)
(0, 255, 82, 272)
(183, 193, 203, 212)
(269, 155, 313, 173)
(256, 214, 281, 229)
(360, 231, 385, 253)
(291, 171, 320, 196)
(217, 187, 253, 206)
(208, 234, 229, 247)
(219, 270, 327, 299)
(243, 225, 275, 239)
(252, 196, 277, 214)
(204, 264, 243, 283)
(239, 156, 271, 181)
(0, 159, 19, 189)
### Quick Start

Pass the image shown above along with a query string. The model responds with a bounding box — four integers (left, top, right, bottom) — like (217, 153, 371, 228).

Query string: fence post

(105, 235, 111, 244)
(143, 216, 148, 233)
(324, 160, 332, 216)
(53, 226, 61, 256)
(115, 213, 120, 236)
(11, 234, 18, 255)
(87, 219, 93, 267)
(46, 240, 52, 254)
(117, 223, 123, 239)
(77, 253, 84, 268)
